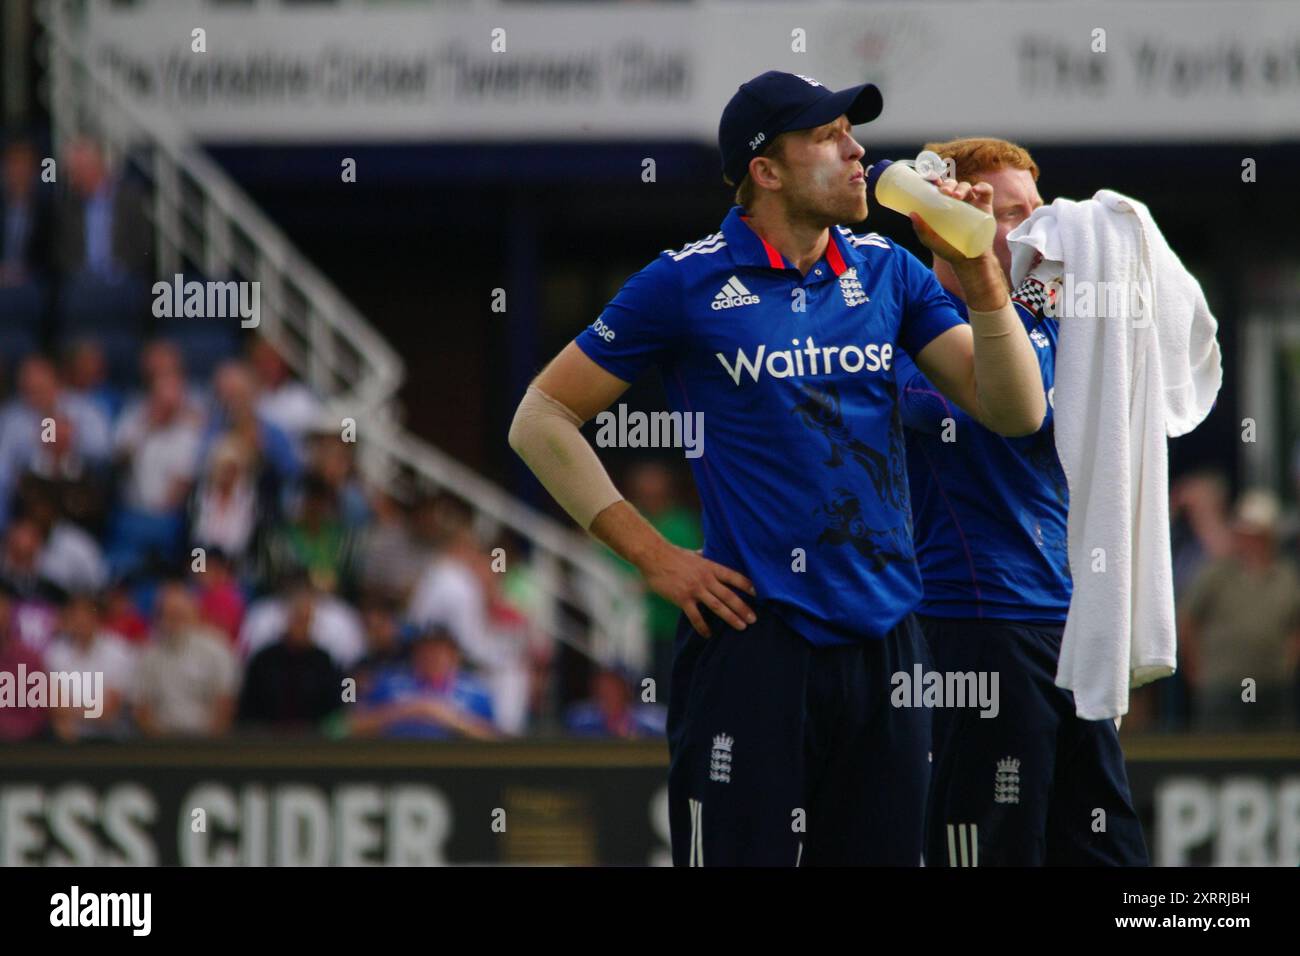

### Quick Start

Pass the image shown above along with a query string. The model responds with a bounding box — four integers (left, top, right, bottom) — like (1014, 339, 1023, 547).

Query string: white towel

(1007, 190, 1222, 720)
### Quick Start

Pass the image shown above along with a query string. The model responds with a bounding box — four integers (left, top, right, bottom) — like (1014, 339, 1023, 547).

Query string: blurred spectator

(306, 433, 370, 528)
(0, 517, 61, 654)
(0, 576, 49, 741)
(470, 546, 543, 735)
(408, 494, 487, 655)
(140, 339, 185, 385)
(125, 339, 207, 415)
(1170, 470, 1234, 597)
(0, 355, 112, 521)
(133, 580, 238, 737)
(564, 665, 666, 739)
(45, 593, 136, 740)
(407, 494, 528, 730)
(53, 136, 151, 380)
(352, 592, 408, 696)
(491, 533, 561, 724)
(612, 461, 702, 693)
(0, 136, 51, 286)
(248, 336, 324, 457)
(190, 435, 262, 567)
(101, 578, 149, 645)
(237, 583, 342, 731)
(0, 137, 51, 370)
(201, 360, 301, 499)
(193, 546, 246, 644)
(410, 491, 453, 558)
(0, 515, 50, 595)
(261, 471, 357, 594)
(496, 530, 547, 624)
(21, 476, 107, 594)
(54, 135, 149, 281)
(354, 490, 422, 601)
(107, 368, 204, 575)
(1179, 490, 1300, 731)
(1157, 469, 1235, 731)
(62, 338, 123, 424)
(239, 572, 364, 670)
(349, 627, 496, 740)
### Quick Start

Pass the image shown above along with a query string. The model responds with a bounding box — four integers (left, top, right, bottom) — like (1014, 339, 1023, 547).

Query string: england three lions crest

(710, 733, 733, 783)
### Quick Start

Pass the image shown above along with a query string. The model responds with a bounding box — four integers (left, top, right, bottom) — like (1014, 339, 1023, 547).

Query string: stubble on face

(778, 123, 867, 228)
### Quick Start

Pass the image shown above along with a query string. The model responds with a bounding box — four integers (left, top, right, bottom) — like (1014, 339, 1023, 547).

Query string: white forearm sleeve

(967, 300, 1047, 435)
(507, 385, 624, 530)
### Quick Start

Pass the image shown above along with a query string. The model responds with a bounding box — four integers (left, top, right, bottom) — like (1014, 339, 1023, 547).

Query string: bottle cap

(865, 159, 893, 205)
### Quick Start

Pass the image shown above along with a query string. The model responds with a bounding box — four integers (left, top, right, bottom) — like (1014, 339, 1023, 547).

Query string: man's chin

(837, 196, 869, 226)
(796, 193, 867, 228)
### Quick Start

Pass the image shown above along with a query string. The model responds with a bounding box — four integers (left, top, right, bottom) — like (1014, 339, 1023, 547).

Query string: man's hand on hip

(636, 539, 757, 639)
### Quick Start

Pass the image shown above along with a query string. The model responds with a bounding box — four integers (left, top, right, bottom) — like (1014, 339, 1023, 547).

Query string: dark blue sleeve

(894, 347, 961, 436)
(573, 253, 681, 383)
(896, 246, 964, 358)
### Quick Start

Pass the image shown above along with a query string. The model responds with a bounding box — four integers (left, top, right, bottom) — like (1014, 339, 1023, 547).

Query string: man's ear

(749, 155, 782, 191)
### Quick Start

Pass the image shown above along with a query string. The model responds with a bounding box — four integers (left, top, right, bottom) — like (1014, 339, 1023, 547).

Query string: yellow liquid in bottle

(874, 162, 996, 258)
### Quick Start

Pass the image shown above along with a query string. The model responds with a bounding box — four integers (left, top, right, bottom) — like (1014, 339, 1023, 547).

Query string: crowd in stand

(0, 334, 671, 742)
(1136, 472, 1300, 732)
(0, 130, 667, 742)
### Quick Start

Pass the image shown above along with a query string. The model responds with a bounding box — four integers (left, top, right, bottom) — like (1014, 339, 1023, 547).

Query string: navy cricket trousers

(667, 602, 931, 866)
(920, 615, 1149, 867)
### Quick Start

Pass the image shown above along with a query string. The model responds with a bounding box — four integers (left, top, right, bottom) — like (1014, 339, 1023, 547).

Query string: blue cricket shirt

(574, 205, 965, 645)
(894, 276, 1071, 622)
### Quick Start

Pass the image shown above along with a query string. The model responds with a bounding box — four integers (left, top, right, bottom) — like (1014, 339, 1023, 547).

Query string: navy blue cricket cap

(718, 71, 883, 186)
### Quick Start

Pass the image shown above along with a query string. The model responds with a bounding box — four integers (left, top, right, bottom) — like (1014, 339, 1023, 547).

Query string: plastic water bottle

(867, 152, 996, 258)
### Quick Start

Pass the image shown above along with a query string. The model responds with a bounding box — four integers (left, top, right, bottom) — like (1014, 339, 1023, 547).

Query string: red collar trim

(741, 215, 849, 276)
(825, 233, 848, 276)
(740, 215, 788, 270)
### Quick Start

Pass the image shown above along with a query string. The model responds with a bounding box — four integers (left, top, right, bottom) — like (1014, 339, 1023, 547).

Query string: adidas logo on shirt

(712, 276, 761, 311)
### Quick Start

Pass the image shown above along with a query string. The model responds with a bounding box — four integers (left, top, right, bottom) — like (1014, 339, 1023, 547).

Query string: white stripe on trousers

(689, 798, 704, 867)
(946, 823, 979, 867)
